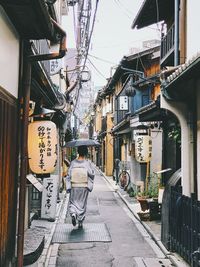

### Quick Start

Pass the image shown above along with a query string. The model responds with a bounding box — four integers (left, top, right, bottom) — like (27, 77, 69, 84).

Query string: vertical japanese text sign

(119, 96, 129, 110)
(41, 176, 58, 219)
(135, 135, 152, 163)
(28, 121, 58, 174)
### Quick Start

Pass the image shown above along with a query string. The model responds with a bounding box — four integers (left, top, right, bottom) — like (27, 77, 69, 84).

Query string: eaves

(132, 0, 174, 29)
(162, 53, 200, 101)
(104, 45, 160, 95)
(0, 0, 57, 41)
(112, 117, 130, 134)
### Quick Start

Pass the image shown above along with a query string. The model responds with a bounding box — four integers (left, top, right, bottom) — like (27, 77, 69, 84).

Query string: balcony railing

(161, 23, 175, 64)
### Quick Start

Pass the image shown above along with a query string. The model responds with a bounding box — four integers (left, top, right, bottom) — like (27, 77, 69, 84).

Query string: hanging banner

(49, 45, 62, 75)
(135, 135, 152, 163)
(28, 121, 58, 174)
(41, 175, 58, 220)
(50, 58, 62, 75)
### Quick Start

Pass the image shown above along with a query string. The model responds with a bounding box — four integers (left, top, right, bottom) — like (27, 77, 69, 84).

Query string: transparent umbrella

(65, 139, 100, 147)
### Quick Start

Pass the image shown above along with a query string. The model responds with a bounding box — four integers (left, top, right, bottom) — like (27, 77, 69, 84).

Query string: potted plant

(136, 174, 159, 211)
(136, 191, 150, 211)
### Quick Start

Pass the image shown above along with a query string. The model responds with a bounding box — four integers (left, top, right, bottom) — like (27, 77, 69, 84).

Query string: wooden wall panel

(0, 88, 18, 267)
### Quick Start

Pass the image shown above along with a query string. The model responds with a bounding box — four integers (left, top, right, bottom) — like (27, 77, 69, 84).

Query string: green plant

(147, 174, 159, 198)
(136, 174, 159, 199)
(127, 185, 136, 198)
(168, 124, 181, 146)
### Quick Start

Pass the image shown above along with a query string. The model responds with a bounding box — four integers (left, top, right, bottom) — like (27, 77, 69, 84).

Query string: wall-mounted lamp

(30, 104, 56, 119)
(125, 85, 136, 97)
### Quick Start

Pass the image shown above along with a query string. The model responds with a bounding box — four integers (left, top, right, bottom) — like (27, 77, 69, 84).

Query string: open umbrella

(65, 139, 100, 147)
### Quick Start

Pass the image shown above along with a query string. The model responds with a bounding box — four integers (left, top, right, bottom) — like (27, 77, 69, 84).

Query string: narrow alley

(2, 1, 200, 267)
(47, 168, 173, 267)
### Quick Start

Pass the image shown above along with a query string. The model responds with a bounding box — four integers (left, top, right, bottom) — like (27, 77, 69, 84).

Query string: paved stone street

(48, 169, 173, 267)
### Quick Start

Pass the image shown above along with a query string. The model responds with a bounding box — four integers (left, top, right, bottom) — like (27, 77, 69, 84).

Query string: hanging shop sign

(135, 135, 152, 163)
(49, 45, 62, 75)
(119, 96, 129, 110)
(41, 175, 58, 220)
(28, 121, 58, 174)
(50, 58, 62, 75)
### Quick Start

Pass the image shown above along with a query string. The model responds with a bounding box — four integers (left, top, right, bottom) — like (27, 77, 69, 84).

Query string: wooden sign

(135, 135, 152, 163)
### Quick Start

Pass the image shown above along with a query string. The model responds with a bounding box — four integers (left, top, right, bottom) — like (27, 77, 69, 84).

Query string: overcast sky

(63, 0, 160, 87)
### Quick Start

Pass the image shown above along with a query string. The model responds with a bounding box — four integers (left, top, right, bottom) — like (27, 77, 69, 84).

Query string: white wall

(0, 7, 19, 98)
(150, 130, 162, 173)
(161, 94, 192, 196)
(186, 1, 200, 59)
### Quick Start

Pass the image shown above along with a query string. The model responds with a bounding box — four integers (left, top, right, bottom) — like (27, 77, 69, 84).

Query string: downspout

(174, 0, 180, 66)
(28, 19, 67, 62)
(17, 59, 32, 267)
(17, 21, 66, 267)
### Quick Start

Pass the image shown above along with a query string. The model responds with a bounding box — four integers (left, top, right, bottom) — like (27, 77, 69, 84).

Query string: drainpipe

(28, 19, 67, 62)
(17, 59, 31, 267)
(174, 0, 180, 66)
(17, 21, 66, 267)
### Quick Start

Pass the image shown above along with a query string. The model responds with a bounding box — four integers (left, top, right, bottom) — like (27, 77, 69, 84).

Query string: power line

(88, 53, 116, 65)
(72, 1, 77, 48)
(113, 0, 132, 20)
(115, 0, 133, 17)
(81, 0, 99, 72)
(87, 57, 107, 79)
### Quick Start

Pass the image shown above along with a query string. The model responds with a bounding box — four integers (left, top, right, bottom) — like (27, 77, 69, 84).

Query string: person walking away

(66, 145, 95, 228)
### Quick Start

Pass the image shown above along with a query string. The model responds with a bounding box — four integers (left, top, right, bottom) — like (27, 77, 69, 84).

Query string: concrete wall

(0, 6, 19, 98)
(161, 94, 192, 196)
(186, 1, 200, 59)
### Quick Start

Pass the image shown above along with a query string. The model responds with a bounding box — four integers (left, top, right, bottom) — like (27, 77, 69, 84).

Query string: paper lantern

(28, 121, 58, 174)
(135, 135, 152, 163)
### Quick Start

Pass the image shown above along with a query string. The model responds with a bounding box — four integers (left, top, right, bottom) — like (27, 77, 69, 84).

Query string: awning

(116, 128, 131, 135)
(112, 119, 129, 134)
(139, 107, 168, 122)
(31, 70, 66, 110)
(0, 0, 56, 41)
(135, 101, 168, 122)
(27, 174, 43, 192)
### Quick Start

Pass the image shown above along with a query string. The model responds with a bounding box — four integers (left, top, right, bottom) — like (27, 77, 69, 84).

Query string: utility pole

(77, 0, 82, 68)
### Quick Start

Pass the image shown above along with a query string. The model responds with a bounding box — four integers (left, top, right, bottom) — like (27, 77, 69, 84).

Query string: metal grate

(135, 257, 173, 267)
(52, 223, 111, 243)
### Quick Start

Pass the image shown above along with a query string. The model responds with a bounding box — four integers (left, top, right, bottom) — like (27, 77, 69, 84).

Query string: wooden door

(0, 87, 18, 267)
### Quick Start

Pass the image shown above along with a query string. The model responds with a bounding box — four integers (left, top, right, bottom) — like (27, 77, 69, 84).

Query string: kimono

(66, 159, 95, 222)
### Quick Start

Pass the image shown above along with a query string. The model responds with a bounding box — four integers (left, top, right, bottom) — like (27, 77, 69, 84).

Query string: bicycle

(118, 161, 131, 190)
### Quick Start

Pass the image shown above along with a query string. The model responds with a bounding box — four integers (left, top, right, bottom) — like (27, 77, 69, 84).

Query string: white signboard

(50, 58, 62, 75)
(41, 176, 58, 220)
(135, 135, 152, 163)
(119, 96, 128, 110)
(28, 121, 58, 174)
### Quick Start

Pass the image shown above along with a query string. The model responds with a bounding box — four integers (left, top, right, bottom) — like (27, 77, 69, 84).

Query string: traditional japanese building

(0, 1, 68, 266)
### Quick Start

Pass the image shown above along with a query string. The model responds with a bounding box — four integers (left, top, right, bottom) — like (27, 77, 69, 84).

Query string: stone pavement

(23, 193, 66, 266)
(23, 166, 190, 267)
(98, 169, 190, 267)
